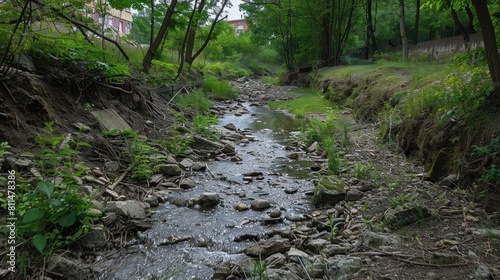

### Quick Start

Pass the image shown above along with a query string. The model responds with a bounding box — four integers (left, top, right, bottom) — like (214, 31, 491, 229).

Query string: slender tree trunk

(367, 0, 377, 57)
(399, 0, 408, 62)
(465, 6, 477, 34)
(149, 0, 154, 47)
(185, 0, 206, 65)
(142, 0, 178, 73)
(413, 0, 420, 44)
(471, 0, 500, 97)
(451, 8, 469, 43)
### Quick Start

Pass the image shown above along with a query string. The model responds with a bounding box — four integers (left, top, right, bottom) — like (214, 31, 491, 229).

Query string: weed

(0, 141, 10, 157)
(193, 114, 218, 139)
(353, 162, 373, 179)
(103, 129, 165, 180)
(175, 89, 212, 113)
(251, 255, 268, 280)
(390, 193, 414, 208)
(17, 123, 96, 255)
(203, 75, 238, 100)
(160, 135, 193, 157)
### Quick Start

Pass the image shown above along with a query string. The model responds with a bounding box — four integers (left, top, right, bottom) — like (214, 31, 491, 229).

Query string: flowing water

(98, 104, 318, 280)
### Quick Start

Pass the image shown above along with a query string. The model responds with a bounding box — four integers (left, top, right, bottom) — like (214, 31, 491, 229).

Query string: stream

(98, 103, 319, 279)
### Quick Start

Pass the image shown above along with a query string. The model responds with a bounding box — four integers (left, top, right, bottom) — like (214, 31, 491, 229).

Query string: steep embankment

(316, 61, 500, 212)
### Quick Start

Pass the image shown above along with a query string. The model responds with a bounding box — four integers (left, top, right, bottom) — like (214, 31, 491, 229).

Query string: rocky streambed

(91, 79, 500, 280)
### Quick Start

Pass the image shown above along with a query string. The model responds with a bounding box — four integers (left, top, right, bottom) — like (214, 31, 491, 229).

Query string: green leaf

(37, 181, 55, 198)
(48, 199, 63, 206)
(57, 212, 76, 227)
(32, 234, 47, 253)
(23, 208, 45, 223)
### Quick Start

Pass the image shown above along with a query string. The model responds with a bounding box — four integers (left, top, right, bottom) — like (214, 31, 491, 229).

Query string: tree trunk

(142, 0, 178, 73)
(399, 0, 408, 62)
(185, 0, 206, 65)
(413, 0, 420, 44)
(465, 6, 477, 34)
(451, 8, 469, 43)
(365, 0, 377, 59)
(471, 0, 500, 97)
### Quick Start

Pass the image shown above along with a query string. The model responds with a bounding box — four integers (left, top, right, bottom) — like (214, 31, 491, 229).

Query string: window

(125, 22, 131, 34)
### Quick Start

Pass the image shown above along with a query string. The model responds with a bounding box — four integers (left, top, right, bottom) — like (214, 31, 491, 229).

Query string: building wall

(227, 19, 248, 34)
(86, 1, 132, 36)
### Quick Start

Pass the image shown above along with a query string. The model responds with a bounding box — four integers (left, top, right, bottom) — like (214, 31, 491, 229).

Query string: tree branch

(30, 0, 129, 60)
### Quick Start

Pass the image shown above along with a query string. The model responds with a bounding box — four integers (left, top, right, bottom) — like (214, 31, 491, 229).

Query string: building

(86, 1, 132, 36)
(227, 19, 248, 34)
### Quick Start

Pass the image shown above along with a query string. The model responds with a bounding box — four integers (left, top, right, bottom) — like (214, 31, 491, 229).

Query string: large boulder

(105, 200, 150, 219)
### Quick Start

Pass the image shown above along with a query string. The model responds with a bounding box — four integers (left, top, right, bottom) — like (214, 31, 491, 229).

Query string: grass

(268, 87, 333, 117)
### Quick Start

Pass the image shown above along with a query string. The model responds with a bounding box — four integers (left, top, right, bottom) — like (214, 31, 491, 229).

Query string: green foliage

(16, 123, 95, 255)
(353, 163, 374, 179)
(0, 141, 11, 157)
(202, 76, 238, 100)
(268, 88, 333, 118)
(473, 135, 500, 184)
(203, 62, 251, 80)
(175, 89, 212, 113)
(103, 129, 165, 181)
(160, 135, 193, 157)
(193, 114, 218, 139)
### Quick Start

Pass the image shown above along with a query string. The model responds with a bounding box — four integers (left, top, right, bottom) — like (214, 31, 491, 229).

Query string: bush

(203, 76, 238, 100)
(175, 89, 212, 113)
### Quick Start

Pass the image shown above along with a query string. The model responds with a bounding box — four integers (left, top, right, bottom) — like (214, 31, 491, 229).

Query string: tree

(424, 0, 500, 98)
(399, 0, 408, 61)
(142, 0, 178, 73)
(364, 0, 378, 59)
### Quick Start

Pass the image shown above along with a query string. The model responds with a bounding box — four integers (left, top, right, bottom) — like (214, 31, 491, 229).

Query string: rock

(223, 123, 238, 130)
(472, 229, 500, 237)
(310, 163, 322, 171)
(362, 231, 401, 248)
(194, 192, 220, 207)
(102, 212, 117, 226)
(268, 208, 282, 218)
(48, 256, 91, 280)
(104, 161, 120, 172)
(191, 162, 206, 171)
(287, 153, 299, 159)
(284, 187, 298, 194)
(144, 195, 159, 207)
(179, 158, 194, 169)
(306, 239, 329, 253)
(78, 226, 109, 248)
(266, 253, 287, 269)
(438, 174, 458, 187)
(325, 256, 362, 280)
(243, 171, 263, 176)
(105, 200, 150, 219)
(72, 122, 91, 132)
(384, 204, 431, 228)
(251, 199, 271, 211)
(306, 142, 319, 153)
(431, 252, 460, 265)
(179, 178, 195, 189)
(476, 264, 493, 280)
(243, 238, 291, 258)
(234, 203, 250, 211)
(323, 244, 353, 256)
(78, 185, 94, 195)
(158, 164, 183, 176)
(345, 189, 364, 201)
(266, 268, 303, 280)
(285, 213, 305, 222)
(234, 233, 260, 242)
(191, 135, 224, 153)
(287, 247, 309, 259)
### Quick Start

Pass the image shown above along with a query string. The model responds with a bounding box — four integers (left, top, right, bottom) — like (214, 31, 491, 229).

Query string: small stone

(179, 158, 194, 169)
(191, 162, 206, 171)
(158, 164, 183, 176)
(251, 199, 271, 211)
(285, 213, 305, 222)
(243, 238, 291, 258)
(268, 208, 281, 218)
(179, 178, 196, 189)
(194, 192, 220, 207)
(72, 122, 91, 132)
(475, 264, 493, 280)
(284, 187, 298, 194)
(346, 189, 364, 201)
(287, 153, 299, 159)
(223, 123, 238, 130)
(235, 203, 250, 211)
(104, 161, 120, 172)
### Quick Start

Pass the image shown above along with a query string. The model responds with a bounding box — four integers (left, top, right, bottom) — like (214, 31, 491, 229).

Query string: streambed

(97, 103, 321, 279)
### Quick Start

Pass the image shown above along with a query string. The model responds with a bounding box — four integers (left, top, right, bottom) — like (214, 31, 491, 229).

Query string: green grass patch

(175, 89, 212, 113)
(203, 76, 238, 100)
(268, 87, 332, 118)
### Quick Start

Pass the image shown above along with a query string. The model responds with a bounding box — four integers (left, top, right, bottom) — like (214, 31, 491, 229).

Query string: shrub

(175, 89, 212, 113)
(203, 76, 238, 100)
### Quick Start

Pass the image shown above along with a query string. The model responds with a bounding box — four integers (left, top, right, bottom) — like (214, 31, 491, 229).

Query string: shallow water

(98, 104, 317, 280)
